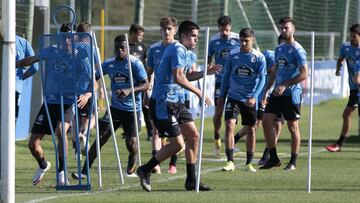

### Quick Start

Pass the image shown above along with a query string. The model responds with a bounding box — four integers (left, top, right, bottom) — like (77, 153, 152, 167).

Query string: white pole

(191, 0, 198, 23)
(91, 36, 102, 188)
(196, 27, 209, 193)
(261, 0, 280, 36)
(124, 34, 142, 166)
(307, 31, 315, 194)
(289, 0, 294, 18)
(1, 0, 16, 202)
(92, 32, 125, 185)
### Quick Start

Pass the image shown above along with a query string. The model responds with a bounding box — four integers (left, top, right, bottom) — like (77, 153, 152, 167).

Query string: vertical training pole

(92, 32, 124, 185)
(1, 0, 16, 202)
(124, 34, 142, 166)
(100, 9, 105, 62)
(196, 27, 209, 193)
(307, 31, 315, 194)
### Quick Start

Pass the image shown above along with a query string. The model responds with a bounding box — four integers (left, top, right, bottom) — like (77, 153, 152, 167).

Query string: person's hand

(245, 97, 256, 108)
(116, 88, 131, 99)
(77, 94, 91, 109)
(204, 95, 212, 106)
(273, 85, 286, 96)
(335, 69, 341, 76)
(207, 63, 222, 75)
(143, 92, 150, 109)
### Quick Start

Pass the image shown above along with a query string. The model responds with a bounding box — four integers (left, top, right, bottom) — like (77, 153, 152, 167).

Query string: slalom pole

(124, 34, 142, 166)
(307, 31, 315, 194)
(196, 27, 210, 193)
(92, 32, 125, 185)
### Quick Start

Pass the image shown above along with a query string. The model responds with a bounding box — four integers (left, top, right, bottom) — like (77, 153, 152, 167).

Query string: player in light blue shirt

(73, 34, 149, 178)
(325, 23, 360, 152)
(138, 20, 218, 192)
(15, 35, 39, 118)
(208, 16, 240, 156)
(218, 28, 266, 172)
(260, 17, 308, 170)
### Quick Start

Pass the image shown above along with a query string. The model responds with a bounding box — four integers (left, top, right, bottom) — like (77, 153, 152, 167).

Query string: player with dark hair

(219, 28, 266, 172)
(72, 34, 150, 179)
(208, 15, 240, 155)
(137, 20, 220, 192)
(325, 23, 360, 152)
(260, 17, 308, 170)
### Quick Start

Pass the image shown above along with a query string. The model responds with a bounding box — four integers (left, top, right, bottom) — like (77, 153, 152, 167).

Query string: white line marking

(23, 148, 326, 203)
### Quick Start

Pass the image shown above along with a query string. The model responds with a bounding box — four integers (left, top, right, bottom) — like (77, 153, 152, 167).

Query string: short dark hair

(129, 24, 145, 34)
(76, 22, 92, 33)
(279, 16, 295, 26)
(178, 20, 200, 39)
(60, 23, 73, 33)
(160, 16, 177, 28)
(114, 34, 126, 49)
(350, 24, 360, 35)
(217, 15, 232, 27)
(239, 28, 254, 38)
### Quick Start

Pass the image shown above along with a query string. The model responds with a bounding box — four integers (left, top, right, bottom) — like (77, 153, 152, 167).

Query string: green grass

(13, 98, 360, 202)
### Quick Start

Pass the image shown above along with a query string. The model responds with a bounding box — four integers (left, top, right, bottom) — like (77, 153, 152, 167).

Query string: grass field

(13, 98, 360, 203)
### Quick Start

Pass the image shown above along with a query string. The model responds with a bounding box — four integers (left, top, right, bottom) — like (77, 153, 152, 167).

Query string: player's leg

(149, 98, 161, 174)
(212, 82, 223, 155)
(222, 98, 238, 172)
(326, 89, 358, 152)
(259, 94, 282, 169)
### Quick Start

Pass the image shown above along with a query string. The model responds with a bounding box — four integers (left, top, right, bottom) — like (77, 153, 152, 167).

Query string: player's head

(114, 34, 127, 59)
(217, 15, 232, 39)
(60, 23, 73, 33)
(129, 24, 145, 42)
(160, 16, 177, 43)
(239, 28, 255, 52)
(178, 20, 200, 49)
(278, 16, 295, 40)
(349, 24, 360, 46)
(76, 22, 92, 33)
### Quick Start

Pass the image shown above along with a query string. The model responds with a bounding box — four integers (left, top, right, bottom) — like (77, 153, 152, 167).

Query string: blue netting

(39, 32, 94, 96)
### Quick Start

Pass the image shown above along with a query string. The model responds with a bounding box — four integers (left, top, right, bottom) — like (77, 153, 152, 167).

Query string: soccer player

(325, 24, 360, 152)
(15, 35, 39, 119)
(208, 15, 240, 155)
(137, 20, 216, 192)
(21, 23, 78, 186)
(218, 28, 266, 172)
(259, 17, 308, 170)
(72, 34, 149, 179)
(146, 17, 179, 175)
(128, 24, 153, 141)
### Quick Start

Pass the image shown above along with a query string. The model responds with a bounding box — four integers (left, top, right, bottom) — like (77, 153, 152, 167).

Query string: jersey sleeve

(295, 47, 307, 66)
(171, 46, 187, 70)
(339, 44, 346, 58)
(133, 59, 148, 81)
(208, 40, 214, 57)
(147, 47, 154, 68)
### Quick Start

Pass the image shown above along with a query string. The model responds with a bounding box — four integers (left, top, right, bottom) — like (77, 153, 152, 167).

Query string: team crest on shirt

(138, 45, 143, 51)
(220, 48, 230, 58)
(230, 39, 236, 45)
(113, 73, 128, 83)
(109, 64, 114, 68)
(345, 47, 349, 51)
(155, 49, 161, 53)
(234, 55, 239, 59)
(289, 49, 293, 53)
(251, 55, 256, 63)
(216, 41, 220, 45)
(235, 65, 251, 76)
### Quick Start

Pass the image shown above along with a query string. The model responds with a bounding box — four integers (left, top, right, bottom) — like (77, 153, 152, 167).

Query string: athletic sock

(142, 157, 160, 174)
(214, 132, 220, 140)
(260, 148, 270, 160)
(246, 152, 254, 165)
(38, 157, 48, 169)
(186, 163, 196, 183)
(58, 157, 64, 172)
(336, 135, 346, 146)
(225, 148, 234, 162)
(289, 153, 298, 165)
(234, 132, 242, 144)
(169, 154, 178, 166)
(269, 147, 279, 160)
